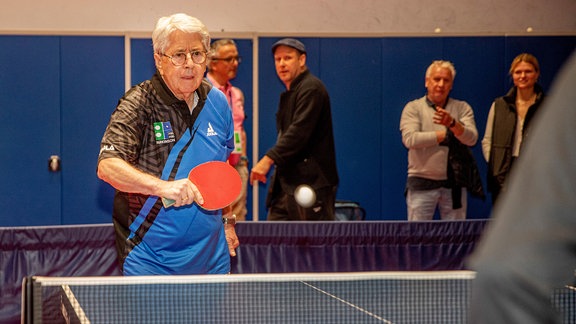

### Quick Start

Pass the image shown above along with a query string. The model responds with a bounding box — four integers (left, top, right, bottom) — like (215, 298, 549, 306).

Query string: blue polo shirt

(99, 72, 234, 275)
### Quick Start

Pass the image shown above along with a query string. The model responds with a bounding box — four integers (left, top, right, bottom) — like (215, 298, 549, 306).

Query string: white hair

(152, 13, 210, 54)
(426, 60, 456, 80)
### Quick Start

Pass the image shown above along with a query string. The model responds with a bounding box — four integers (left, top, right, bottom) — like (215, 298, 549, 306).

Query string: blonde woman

(482, 53, 545, 205)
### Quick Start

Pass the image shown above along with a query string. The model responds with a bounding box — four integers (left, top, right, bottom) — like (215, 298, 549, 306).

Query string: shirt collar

(425, 96, 450, 109)
(152, 70, 211, 106)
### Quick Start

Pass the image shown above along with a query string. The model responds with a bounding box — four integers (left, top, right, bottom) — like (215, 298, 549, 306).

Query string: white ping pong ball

(294, 185, 316, 208)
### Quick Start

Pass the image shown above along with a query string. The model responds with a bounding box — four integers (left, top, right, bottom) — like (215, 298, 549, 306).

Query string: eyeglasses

(212, 56, 242, 64)
(162, 50, 208, 66)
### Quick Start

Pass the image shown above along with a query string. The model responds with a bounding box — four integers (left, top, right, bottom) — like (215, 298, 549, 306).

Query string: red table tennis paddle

(162, 161, 242, 210)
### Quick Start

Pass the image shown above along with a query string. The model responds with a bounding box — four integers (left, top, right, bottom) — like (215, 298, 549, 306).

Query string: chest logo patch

(154, 121, 176, 144)
(206, 122, 218, 137)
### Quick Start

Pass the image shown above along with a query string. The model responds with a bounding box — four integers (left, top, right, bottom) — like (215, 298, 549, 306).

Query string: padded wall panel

(319, 38, 383, 220)
(0, 36, 573, 226)
(60, 36, 125, 224)
(130, 38, 156, 86)
(0, 36, 62, 225)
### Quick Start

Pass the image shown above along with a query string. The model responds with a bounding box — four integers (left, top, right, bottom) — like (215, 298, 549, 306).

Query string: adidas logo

(206, 122, 218, 137)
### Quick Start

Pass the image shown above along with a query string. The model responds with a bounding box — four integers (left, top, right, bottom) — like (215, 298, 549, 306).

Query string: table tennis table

(25, 272, 478, 324)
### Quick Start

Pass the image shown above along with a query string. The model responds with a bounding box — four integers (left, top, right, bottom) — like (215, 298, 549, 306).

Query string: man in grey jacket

(400, 60, 479, 221)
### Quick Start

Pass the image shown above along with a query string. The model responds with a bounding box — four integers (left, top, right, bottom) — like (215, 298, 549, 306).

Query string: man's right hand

(159, 178, 203, 207)
(249, 155, 274, 185)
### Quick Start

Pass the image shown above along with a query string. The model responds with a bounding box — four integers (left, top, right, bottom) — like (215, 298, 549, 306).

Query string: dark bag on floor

(335, 200, 366, 221)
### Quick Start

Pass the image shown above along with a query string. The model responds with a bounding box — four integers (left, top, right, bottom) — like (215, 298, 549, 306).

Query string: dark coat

(265, 70, 339, 207)
(487, 85, 545, 194)
(447, 130, 486, 207)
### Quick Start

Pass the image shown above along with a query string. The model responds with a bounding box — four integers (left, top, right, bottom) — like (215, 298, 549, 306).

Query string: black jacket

(265, 70, 339, 206)
(446, 130, 486, 208)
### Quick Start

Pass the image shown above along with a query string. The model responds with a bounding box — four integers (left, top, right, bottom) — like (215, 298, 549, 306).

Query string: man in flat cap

(250, 38, 339, 221)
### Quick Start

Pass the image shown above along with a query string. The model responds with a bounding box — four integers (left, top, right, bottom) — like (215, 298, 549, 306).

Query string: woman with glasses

(97, 13, 239, 275)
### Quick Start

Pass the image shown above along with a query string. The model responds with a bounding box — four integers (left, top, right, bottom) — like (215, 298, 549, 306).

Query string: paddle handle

(162, 197, 176, 208)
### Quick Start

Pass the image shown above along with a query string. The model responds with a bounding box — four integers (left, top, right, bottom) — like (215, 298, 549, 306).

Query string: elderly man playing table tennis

(97, 13, 239, 275)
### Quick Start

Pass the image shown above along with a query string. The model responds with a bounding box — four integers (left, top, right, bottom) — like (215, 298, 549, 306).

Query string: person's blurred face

(273, 45, 306, 89)
(425, 67, 454, 106)
(210, 44, 240, 82)
(154, 30, 207, 101)
(512, 61, 539, 90)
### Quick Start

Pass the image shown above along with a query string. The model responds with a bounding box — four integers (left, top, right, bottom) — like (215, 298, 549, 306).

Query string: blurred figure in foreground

(469, 51, 576, 323)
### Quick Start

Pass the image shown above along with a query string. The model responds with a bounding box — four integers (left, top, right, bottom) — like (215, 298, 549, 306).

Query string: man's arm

(452, 102, 479, 146)
(250, 155, 274, 184)
(97, 157, 202, 208)
(400, 101, 440, 149)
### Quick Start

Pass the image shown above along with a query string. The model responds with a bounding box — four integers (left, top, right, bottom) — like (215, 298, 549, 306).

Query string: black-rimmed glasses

(163, 50, 208, 66)
(212, 56, 242, 64)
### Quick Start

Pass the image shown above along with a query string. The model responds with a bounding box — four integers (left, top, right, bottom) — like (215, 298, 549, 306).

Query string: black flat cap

(272, 38, 306, 54)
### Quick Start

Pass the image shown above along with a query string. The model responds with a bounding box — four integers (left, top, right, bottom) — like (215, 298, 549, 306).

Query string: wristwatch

(222, 214, 237, 226)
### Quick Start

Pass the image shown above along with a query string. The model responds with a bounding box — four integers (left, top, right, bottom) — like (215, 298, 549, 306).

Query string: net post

(21, 276, 35, 324)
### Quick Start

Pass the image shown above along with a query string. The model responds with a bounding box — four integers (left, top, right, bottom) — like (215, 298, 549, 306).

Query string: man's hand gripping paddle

(162, 161, 242, 210)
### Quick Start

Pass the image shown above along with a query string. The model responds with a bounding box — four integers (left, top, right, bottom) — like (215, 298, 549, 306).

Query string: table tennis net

(23, 271, 575, 324)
